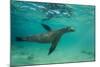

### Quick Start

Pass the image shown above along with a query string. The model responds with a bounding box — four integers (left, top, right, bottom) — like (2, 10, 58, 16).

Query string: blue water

(11, 1, 95, 66)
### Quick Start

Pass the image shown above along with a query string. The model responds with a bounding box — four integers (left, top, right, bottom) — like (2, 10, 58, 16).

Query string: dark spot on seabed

(27, 54, 34, 60)
(20, 52, 26, 55)
(81, 50, 95, 56)
(10, 66, 19, 67)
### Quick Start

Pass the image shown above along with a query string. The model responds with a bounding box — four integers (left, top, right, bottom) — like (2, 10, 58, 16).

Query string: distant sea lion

(16, 24, 75, 55)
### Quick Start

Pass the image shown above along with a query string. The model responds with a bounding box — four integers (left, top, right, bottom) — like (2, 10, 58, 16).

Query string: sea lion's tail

(16, 37, 24, 41)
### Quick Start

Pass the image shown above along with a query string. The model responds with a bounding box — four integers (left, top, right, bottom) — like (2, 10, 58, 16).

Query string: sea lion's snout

(70, 27, 75, 32)
(67, 26, 75, 32)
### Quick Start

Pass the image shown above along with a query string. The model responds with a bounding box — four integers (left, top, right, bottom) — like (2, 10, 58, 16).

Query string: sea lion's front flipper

(48, 36, 60, 55)
(41, 24, 52, 31)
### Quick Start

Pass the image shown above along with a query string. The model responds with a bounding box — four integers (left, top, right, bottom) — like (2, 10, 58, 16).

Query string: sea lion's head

(60, 26, 75, 33)
(66, 26, 75, 32)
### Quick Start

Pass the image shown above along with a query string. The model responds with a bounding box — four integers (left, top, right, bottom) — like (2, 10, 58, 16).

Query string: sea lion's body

(23, 32, 57, 43)
(18, 30, 62, 43)
(16, 24, 75, 55)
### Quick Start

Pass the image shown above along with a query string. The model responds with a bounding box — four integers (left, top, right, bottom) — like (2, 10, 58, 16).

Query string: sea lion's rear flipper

(16, 37, 26, 41)
(16, 37, 23, 41)
(41, 24, 52, 31)
(48, 36, 60, 55)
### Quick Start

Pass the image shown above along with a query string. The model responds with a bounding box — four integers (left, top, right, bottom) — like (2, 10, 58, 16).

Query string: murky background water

(11, 1, 95, 66)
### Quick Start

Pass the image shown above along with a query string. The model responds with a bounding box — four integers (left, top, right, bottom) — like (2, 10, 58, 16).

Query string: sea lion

(16, 24, 75, 55)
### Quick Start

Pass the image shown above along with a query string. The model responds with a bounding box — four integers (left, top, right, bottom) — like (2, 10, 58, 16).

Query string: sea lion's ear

(41, 24, 52, 31)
